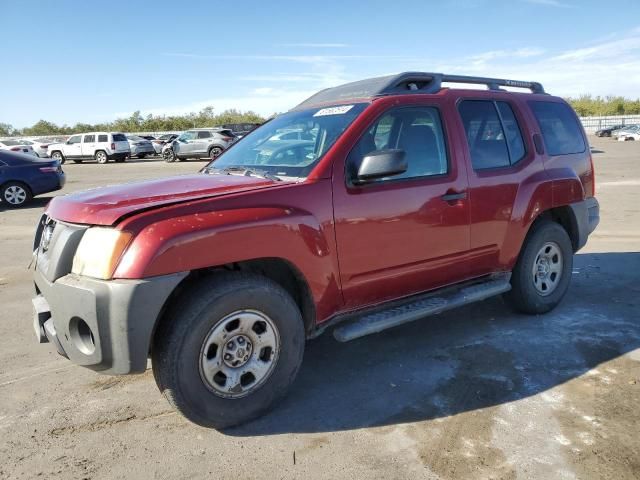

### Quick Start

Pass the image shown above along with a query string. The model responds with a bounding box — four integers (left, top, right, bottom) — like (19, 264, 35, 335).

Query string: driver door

(175, 131, 197, 157)
(332, 104, 471, 307)
(64, 135, 83, 159)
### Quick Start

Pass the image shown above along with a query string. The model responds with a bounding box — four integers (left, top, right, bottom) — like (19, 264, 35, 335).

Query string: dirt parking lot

(0, 137, 638, 480)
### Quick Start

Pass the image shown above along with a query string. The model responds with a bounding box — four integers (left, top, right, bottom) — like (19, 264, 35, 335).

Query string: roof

(293, 72, 546, 111)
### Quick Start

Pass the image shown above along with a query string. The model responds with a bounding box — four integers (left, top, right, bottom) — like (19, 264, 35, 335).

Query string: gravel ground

(0, 138, 638, 480)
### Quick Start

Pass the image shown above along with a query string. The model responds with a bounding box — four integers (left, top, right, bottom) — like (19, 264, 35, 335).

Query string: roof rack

(293, 72, 546, 110)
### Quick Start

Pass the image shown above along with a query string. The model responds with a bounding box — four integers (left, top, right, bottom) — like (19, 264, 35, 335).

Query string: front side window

(206, 103, 368, 179)
(529, 101, 585, 156)
(178, 131, 196, 141)
(67, 135, 81, 144)
(348, 106, 448, 182)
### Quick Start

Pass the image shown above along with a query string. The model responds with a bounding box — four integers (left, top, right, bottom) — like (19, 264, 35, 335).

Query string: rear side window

(112, 134, 127, 142)
(83, 134, 95, 143)
(98, 134, 108, 142)
(459, 101, 510, 170)
(197, 131, 212, 139)
(529, 101, 585, 155)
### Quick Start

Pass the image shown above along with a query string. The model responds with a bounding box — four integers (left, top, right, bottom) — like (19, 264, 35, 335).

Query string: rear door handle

(441, 191, 467, 202)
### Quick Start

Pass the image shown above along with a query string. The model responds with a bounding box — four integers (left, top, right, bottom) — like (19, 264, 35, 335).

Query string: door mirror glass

(356, 149, 407, 183)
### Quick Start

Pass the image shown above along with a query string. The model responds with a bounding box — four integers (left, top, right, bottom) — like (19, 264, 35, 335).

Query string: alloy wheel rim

(531, 241, 563, 296)
(199, 309, 280, 398)
(4, 185, 27, 205)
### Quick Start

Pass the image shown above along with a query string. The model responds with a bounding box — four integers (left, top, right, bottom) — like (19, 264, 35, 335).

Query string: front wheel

(504, 220, 573, 314)
(50, 151, 65, 164)
(163, 149, 176, 162)
(152, 273, 305, 429)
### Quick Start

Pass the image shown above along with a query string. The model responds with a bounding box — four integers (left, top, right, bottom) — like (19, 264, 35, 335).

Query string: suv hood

(46, 173, 279, 226)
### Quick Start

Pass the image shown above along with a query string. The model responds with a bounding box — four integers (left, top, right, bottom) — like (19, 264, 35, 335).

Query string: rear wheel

(152, 273, 305, 429)
(209, 146, 223, 160)
(50, 151, 65, 164)
(95, 150, 108, 164)
(504, 220, 573, 314)
(1, 182, 32, 208)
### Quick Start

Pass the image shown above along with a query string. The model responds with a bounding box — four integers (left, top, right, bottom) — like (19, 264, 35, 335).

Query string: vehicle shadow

(0, 196, 52, 213)
(227, 251, 640, 436)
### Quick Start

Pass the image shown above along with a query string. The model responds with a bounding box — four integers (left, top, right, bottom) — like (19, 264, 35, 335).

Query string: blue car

(0, 150, 65, 208)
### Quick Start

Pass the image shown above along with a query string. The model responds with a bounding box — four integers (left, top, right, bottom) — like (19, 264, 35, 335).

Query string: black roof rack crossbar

(292, 71, 545, 110)
(378, 72, 545, 95)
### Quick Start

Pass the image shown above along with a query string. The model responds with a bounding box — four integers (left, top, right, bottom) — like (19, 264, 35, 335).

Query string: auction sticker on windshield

(313, 105, 354, 117)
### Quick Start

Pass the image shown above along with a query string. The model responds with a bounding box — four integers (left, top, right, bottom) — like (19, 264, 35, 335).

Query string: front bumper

(33, 268, 187, 374)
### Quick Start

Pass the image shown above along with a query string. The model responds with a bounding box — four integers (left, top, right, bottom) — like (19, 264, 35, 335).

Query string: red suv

(31, 72, 599, 428)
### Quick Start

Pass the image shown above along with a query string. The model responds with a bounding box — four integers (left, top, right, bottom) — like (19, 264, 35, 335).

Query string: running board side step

(333, 275, 511, 342)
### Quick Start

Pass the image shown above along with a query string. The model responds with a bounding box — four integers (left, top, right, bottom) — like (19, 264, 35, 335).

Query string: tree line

(0, 107, 267, 137)
(4, 96, 640, 137)
(565, 95, 640, 117)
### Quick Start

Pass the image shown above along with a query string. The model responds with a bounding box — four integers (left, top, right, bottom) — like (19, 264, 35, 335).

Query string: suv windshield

(206, 103, 368, 179)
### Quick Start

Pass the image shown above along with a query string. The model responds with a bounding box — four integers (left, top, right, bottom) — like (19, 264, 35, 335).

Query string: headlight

(72, 228, 133, 280)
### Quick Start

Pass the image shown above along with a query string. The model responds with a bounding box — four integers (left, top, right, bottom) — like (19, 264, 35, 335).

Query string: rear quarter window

(529, 101, 585, 156)
(98, 134, 108, 142)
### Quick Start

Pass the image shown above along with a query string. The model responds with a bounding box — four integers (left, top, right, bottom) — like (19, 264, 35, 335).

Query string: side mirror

(355, 149, 407, 183)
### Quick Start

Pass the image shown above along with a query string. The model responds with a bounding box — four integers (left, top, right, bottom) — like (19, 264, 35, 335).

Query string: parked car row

(0, 150, 65, 208)
(595, 124, 640, 140)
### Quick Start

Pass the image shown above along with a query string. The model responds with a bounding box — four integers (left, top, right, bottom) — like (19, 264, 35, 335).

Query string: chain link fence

(579, 115, 640, 134)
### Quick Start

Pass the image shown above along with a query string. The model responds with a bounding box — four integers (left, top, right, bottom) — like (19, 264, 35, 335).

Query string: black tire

(163, 149, 176, 163)
(95, 150, 108, 164)
(504, 220, 573, 314)
(152, 272, 305, 429)
(209, 146, 223, 160)
(50, 151, 65, 164)
(1, 181, 33, 208)
(115, 157, 126, 163)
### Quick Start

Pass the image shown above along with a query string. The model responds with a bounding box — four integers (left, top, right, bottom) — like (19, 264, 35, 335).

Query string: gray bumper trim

(569, 196, 600, 251)
(34, 270, 188, 374)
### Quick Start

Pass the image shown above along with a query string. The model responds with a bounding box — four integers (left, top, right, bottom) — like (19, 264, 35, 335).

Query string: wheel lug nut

(227, 341, 234, 349)
(237, 337, 244, 344)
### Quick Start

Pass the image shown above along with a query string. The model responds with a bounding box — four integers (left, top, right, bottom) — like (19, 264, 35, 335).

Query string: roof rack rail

(378, 72, 545, 95)
(292, 72, 545, 110)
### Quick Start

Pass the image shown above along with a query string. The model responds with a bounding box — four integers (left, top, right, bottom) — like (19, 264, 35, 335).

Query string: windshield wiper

(206, 166, 282, 182)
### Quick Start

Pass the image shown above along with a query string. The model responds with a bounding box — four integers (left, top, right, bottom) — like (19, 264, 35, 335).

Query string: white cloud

(121, 28, 640, 120)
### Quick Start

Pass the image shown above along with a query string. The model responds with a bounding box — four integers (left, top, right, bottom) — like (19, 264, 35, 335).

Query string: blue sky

(3, 0, 640, 128)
